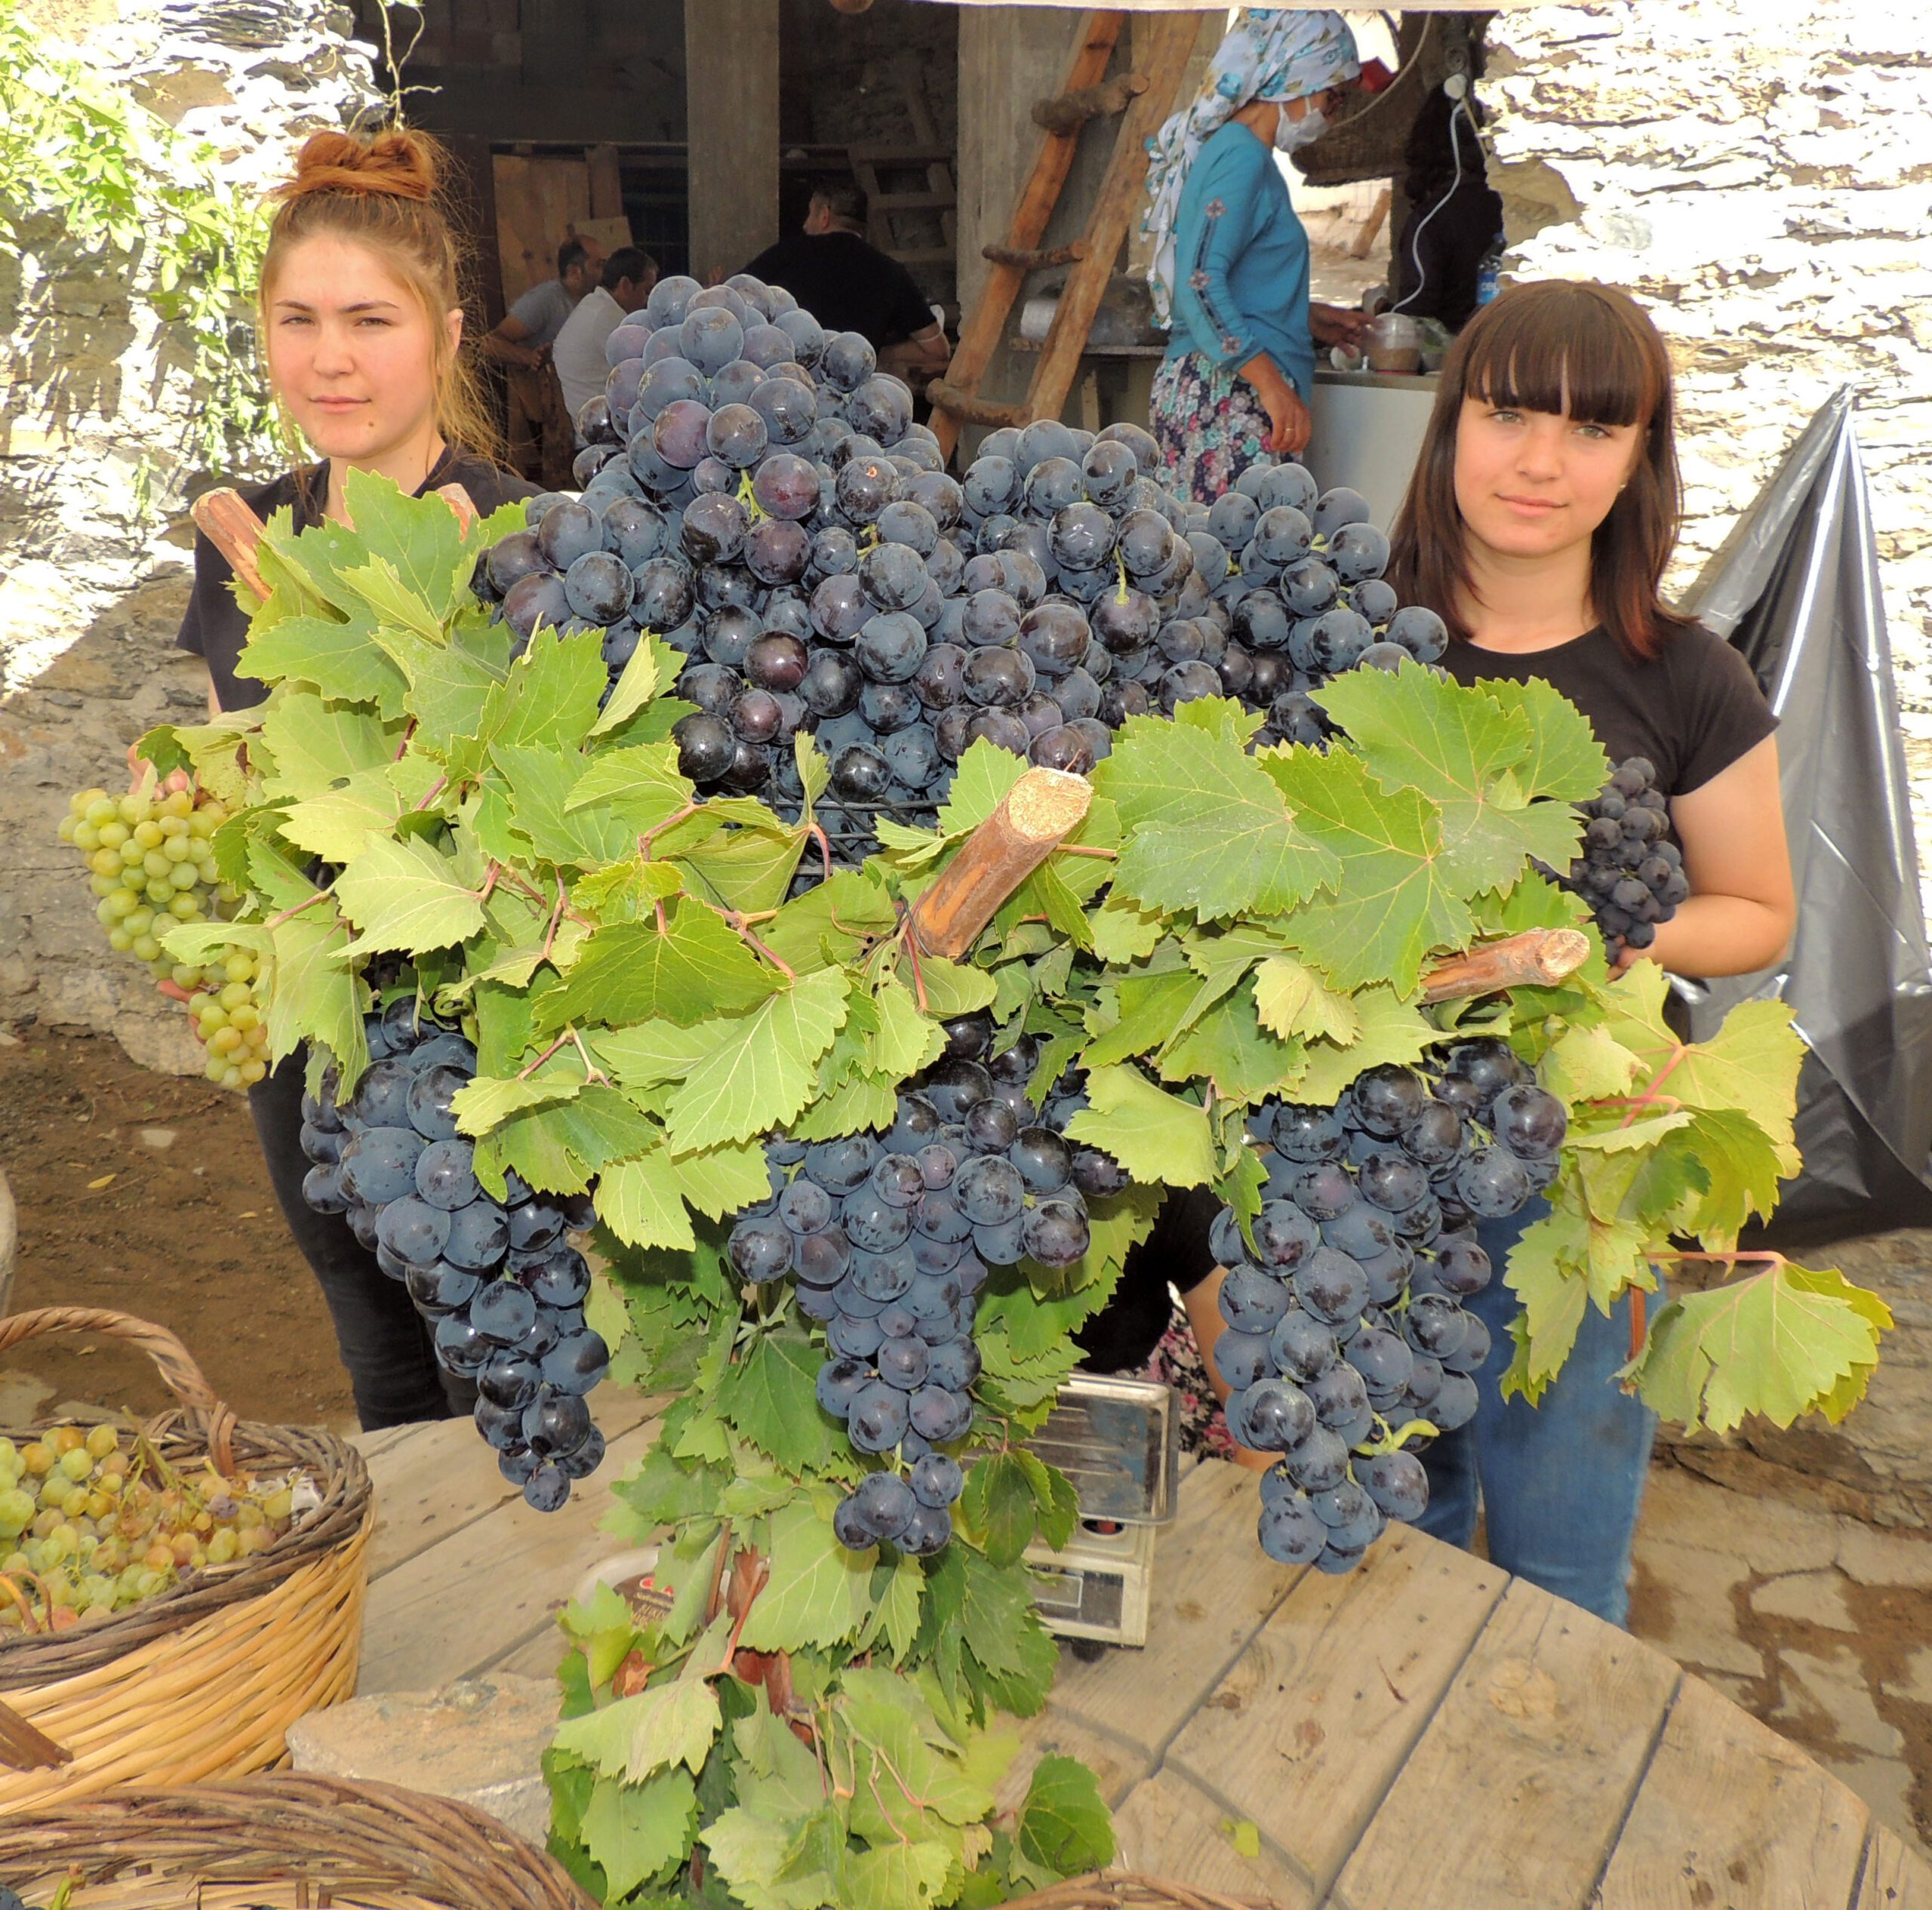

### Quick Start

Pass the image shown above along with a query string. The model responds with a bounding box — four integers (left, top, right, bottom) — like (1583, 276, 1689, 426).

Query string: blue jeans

(1414, 1201, 1659, 1626)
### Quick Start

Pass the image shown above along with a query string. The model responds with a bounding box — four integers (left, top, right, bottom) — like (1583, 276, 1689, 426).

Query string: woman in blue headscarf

(1142, 9, 1369, 499)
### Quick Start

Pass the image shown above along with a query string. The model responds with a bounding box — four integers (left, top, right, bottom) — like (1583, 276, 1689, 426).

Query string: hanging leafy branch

(0, 0, 281, 475)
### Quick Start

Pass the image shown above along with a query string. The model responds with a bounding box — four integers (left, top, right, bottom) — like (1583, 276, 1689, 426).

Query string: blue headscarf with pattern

(1141, 9, 1361, 328)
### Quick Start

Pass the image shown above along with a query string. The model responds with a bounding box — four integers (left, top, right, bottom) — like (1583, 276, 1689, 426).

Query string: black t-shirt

(1074, 1186, 1221, 1374)
(175, 448, 535, 713)
(1437, 623, 1777, 799)
(741, 232, 934, 349)
(1390, 176, 1503, 332)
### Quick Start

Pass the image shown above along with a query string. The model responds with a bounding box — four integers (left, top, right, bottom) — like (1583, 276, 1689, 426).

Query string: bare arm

(204, 660, 220, 719)
(879, 321, 949, 378)
(1238, 352, 1312, 457)
(1181, 1272, 1272, 1475)
(483, 312, 544, 369)
(1622, 734, 1795, 979)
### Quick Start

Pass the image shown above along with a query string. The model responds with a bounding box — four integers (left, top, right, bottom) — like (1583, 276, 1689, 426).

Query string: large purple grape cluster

(296, 997, 609, 1511)
(1212, 1037, 1565, 1573)
(723, 1013, 1127, 1555)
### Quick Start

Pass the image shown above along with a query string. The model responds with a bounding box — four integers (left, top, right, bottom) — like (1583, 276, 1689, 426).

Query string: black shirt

(175, 448, 535, 713)
(1074, 1186, 1221, 1374)
(1437, 623, 1778, 799)
(741, 231, 935, 349)
(1390, 176, 1503, 332)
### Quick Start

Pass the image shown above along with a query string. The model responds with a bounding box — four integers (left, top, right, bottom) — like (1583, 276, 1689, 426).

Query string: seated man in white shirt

(552, 247, 659, 432)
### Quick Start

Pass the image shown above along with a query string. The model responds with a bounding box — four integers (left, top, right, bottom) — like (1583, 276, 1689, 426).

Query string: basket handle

(0, 1309, 238, 1472)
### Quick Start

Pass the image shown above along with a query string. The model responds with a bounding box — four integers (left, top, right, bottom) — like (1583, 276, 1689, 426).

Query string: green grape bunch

(59, 770, 232, 986)
(185, 946, 272, 1093)
(0, 1423, 299, 1634)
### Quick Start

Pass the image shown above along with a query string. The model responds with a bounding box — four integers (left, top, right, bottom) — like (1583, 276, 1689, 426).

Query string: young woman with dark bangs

(1380, 280, 1795, 1625)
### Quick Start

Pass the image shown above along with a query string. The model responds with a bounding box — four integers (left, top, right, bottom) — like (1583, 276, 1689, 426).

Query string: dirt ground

(0, 1026, 355, 1430)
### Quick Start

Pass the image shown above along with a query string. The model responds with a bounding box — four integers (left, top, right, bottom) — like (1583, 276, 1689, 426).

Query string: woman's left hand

(1310, 302, 1373, 349)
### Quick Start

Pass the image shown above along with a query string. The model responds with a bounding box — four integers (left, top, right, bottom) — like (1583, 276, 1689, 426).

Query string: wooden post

(1419, 928, 1593, 1004)
(909, 769, 1092, 960)
(685, 0, 780, 284)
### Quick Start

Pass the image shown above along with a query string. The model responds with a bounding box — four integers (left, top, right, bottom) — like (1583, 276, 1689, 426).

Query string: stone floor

(1628, 1456, 1932, 1855)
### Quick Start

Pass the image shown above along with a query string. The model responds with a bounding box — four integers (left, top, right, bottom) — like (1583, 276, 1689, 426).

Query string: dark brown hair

(260, 128, 501, 461)
(1386, 280, 1698, 660)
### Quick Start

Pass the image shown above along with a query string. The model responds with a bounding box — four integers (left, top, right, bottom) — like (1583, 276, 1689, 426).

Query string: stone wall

(0, 0, 378, 1069)
(1482, 0, 1932, 871)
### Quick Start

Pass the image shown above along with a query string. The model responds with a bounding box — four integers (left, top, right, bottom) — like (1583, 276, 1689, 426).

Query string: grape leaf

(1081, 970, 1201, 1070)
(790, 1072, 899, 1142)
(1500, 1195, 1642, 1400)
(1293, 987, 1439, 1106)
(702, 1805, 838, 1910)
(535, 906, 780, 1035)
(339, 554, 445, 645)
(477, 1085, 663, 1198)
(591, 631, 673, 737)
(718, 1330, 838, 1475)
(1018, 1755, 1116, 1874)
(1538, 1022, 1641, 1104)
(580, 1770, 697, 1899)
(245, 860, 366, 1084)
(1088, 892, 1165, 964)
(737, 1498, 878, 1653)
(388, 621, 512, 758)
(445, 625, 608, 781)
(451, 1072, 586, 1136)
(490, 743, 643, 869)
(590, 1019, 716, 1091)
(1156, 984, 1305, 1103)
(1632, 1262, 1893, 1432)
(846, 1842, 954, 1910)
(663, 1139, 772, 1219)
(597, 1154, 699, 1251)
(664, 967, 851, 1152)
(870, 977, 943, 1080)
(334, 832, 488, 956)
(238, 609, 406, 712)
(341, 465, 490, 617)
(1315, 664, 1586, 892)
(959, 1452, 1040, 1567)
(1064, 1066, 1216, 1189)
(1100, 708, 1337, 920)
(1254, 954, 1360, 1046)
(1264, 746, 1471, 994)
(936, 740, 1029, 837)
(552, 1678, 722, 1783)
(1594, 964, 1805, 1176)
(1479, 673, 1614, 800)
(256, 691, 403, 801)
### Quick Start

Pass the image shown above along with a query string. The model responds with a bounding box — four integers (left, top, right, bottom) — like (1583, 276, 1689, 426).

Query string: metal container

(1022, 1373, 1180, 1526)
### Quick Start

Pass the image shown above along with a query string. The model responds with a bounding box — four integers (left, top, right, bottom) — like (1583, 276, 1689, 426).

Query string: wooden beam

(982, 240, 1088, 269)
(685, 0, 780, 282)
(1032, 69, 1147, 136)
(922, 381, 1029, 429)
(1418, 928, 1592, 1004)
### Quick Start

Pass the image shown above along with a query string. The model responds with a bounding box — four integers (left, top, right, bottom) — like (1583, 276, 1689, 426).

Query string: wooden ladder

(928, 8, 1204, 461)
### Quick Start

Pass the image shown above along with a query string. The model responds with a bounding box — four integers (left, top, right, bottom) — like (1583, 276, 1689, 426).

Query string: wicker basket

(1002, 1878, 1283, 1909)
(0, 1773, 595, 1908)
(0, 1307, 373, 1807)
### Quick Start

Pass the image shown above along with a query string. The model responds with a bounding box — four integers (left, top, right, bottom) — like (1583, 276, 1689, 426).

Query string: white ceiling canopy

(918, 2, 1580, 10)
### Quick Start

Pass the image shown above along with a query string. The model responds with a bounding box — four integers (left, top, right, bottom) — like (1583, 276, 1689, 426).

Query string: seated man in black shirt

(743, 182, 950, 380)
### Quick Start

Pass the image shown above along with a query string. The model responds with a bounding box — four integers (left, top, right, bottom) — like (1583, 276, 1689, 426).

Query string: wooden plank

(355, 1413, 662, 1695)
(685, 0, 780, 281)
(359, 1392, 662, 1581)
(1857, 1824, 1932, 1908)
(586, 142, 623, 220)
(1047, 1459, 1302, 1759)
(1111, 1767, 1309, 1902)
(1022, 11, 1200, 426)
(1595, 1674, 1867, 1910)
(1329, 1579, 1681, 1910)
(493, 152, 592, 308)
(933, 8, 1124, 458)
(1162, 1523, 1509, 1909)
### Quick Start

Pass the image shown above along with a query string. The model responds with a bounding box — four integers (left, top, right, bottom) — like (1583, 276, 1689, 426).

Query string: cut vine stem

(1417, 927, 1592, 1004)
(909, 767, 1093, 959)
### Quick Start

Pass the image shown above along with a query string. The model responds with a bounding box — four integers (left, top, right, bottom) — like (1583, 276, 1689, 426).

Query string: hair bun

(272, 128, 441, 205)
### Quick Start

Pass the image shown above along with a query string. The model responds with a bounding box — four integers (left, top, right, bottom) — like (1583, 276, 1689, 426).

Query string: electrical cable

(1390, 75, 1485, 318)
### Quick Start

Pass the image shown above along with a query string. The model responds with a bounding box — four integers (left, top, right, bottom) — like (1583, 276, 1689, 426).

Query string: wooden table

(355, 1415, 1932, 1909)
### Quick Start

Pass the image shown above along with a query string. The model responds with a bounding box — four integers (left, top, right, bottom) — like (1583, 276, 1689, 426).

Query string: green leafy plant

(138, 478, 1886, 1906)
(0, 0, 279, 475)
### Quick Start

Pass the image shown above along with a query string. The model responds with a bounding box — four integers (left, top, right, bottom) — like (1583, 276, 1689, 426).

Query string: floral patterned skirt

(1149, 349, 1276, 506)
(1112, 1290, 1236, 1462)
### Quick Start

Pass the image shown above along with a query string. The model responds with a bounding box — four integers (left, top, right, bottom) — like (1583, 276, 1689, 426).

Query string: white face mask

(1274, 102, 1330, 153)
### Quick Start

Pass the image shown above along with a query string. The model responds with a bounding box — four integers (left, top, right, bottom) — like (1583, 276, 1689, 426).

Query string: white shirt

(552, 285, 624, 429)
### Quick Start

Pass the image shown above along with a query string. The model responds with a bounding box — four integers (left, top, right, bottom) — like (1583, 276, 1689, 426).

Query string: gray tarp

(1678, 389, 1932, 1242)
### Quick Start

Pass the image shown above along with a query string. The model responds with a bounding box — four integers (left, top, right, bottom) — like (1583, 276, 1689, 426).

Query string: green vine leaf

(578, 1768, 697, 1899)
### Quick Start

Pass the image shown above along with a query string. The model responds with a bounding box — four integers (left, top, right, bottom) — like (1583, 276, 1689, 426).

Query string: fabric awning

(922, 2, 1579, 11)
